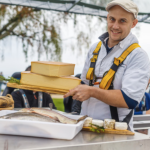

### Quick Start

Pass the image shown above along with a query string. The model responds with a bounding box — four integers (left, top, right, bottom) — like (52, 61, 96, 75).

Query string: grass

(53, 98, 64, 112)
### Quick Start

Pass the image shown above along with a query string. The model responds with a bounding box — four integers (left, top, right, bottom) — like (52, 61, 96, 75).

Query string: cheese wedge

(20, 71, 81, 90)
(104, 119, 115, 129)
(115, 122, 127, 130)
(31, 61, 75, 77)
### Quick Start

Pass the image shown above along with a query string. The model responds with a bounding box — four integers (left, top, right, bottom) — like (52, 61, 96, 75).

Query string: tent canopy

(0, 0, 150, 23)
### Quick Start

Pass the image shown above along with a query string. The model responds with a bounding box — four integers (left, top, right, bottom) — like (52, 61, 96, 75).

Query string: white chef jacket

(80, 32, 150, 131)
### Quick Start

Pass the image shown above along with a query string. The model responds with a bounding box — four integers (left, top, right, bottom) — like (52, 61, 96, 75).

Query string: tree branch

(0, 7, 39, 35)
(0, 20, 21, 40)
(10, 31, 40, 42)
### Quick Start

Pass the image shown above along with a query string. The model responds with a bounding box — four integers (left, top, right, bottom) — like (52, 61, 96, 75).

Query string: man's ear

(132, 19, 138, 28)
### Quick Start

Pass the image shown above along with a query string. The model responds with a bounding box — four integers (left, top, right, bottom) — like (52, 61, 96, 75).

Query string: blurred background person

(134, 78, 150, 115)
(11, 66, 56, 109)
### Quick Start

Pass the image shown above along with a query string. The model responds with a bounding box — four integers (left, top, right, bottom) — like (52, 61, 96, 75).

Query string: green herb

(89, 123, 105, 133)
(0, 75, 20, 84)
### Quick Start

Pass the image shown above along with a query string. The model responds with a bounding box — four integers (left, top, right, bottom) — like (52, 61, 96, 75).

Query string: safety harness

(86, 41, 140, 126)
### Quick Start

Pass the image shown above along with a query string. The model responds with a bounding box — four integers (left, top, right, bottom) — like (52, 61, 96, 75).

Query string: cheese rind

(83, 117, 92, 127)
(115, 122, 127, 130)
(31, 61, 75, 77)
(104, 119, 115, 129)
(20, 71, 81, 90)
(92, 119, 104, 127)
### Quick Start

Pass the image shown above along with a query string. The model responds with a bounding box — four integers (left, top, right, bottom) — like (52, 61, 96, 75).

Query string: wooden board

(7, 83, 68, 95)
(82, 127, 135, 135)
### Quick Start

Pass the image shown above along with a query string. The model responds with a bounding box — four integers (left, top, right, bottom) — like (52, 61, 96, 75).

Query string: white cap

(106, 0, 139, 18)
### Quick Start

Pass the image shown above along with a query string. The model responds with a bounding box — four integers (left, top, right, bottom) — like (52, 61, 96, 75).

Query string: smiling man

(64, 0, 150, 131)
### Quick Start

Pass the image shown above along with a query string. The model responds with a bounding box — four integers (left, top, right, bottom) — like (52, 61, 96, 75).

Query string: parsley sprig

(0, 75, 20, 84)
(89, 123, 105, 133)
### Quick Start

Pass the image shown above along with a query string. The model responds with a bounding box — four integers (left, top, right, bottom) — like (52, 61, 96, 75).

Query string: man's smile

(111, 30, 121, 35)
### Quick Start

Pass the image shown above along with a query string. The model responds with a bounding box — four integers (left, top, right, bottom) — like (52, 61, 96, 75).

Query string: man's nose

(112, 21, 119, 29)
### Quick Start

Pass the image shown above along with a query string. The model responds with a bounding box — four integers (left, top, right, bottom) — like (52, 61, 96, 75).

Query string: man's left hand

(64, 85, 92, 101)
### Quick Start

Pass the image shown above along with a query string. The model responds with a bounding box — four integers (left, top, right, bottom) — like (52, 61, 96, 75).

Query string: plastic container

(0, 110, 85, 140)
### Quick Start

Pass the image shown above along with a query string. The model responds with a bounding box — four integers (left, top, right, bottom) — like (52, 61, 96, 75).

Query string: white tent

(0, 0, 149, 23)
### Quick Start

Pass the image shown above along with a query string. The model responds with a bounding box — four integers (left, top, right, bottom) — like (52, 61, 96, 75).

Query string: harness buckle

(92, 74, 97, 84)
(93, 52, 99, 55)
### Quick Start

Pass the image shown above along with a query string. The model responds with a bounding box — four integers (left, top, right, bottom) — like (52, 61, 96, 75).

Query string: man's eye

(121, 19, 126, 23)
(110, 18, 115, 21)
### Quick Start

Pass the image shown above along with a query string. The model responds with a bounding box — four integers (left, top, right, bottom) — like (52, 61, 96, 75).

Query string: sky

(0, 16, 150, 89)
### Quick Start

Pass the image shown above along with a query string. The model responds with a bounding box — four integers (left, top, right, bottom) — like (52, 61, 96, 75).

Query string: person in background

(134, 79, 150, 115)
(11, 66, 56, 109)
(134, 79, 150, 135)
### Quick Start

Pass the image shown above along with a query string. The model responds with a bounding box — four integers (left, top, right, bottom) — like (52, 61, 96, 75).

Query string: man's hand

(64, 85, 92, 101)
(146, 109, 150, 114)
(64, 85, 128, 108)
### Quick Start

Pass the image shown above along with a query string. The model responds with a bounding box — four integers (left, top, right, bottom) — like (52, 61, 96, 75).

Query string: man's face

(107, 5, 138, 44)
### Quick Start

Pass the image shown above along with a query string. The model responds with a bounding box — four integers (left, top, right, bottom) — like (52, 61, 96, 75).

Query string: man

(64, 0, 150, 131)
(11, 66, 56, 109)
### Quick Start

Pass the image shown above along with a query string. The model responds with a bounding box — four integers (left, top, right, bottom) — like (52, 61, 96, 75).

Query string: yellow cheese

(31, 61, 75, 77)
(20, 71, 81, 90)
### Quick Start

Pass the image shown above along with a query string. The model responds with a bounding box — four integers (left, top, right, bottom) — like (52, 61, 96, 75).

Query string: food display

(19, 108, 87, 124)
(82, 117, 134, 135)
(31, 61, 75, 77)
(0, 112, 60, 123)
(6, 61, 81, 95)
(0, 109, 86, 140)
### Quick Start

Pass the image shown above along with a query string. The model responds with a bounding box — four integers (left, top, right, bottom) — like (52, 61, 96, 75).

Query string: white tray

(0, 110, 85, 140)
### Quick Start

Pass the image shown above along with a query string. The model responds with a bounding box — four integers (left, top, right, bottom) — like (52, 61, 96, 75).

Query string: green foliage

(89, 123, 105, 133)
(0, 75, 20, 84)
(52, 98, 64, 112)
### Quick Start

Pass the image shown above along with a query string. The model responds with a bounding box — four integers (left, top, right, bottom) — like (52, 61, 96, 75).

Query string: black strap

(108, 85, 119, 122)
(111, 63, 121, 72)
(89, 52, 101, 86)
(89, 61, 97, 86)
(122, 110, 133, 130)
(109, 85, 133, 126)
(109, 106, 119, 122)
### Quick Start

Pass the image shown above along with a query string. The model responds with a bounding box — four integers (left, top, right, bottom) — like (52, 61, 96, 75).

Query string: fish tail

(77, 115, 88, 122)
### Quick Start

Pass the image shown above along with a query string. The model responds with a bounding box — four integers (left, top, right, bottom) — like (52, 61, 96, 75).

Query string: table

(0, 131, 150, 150)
